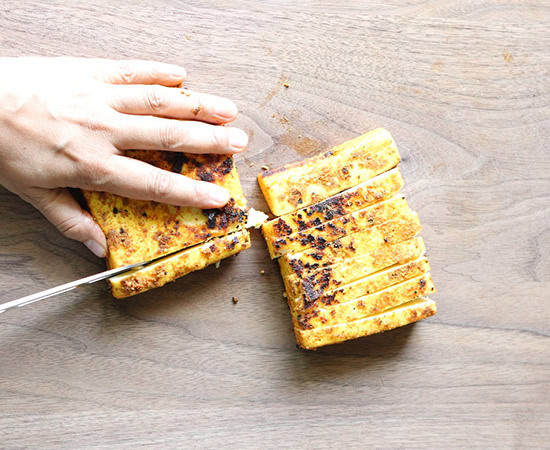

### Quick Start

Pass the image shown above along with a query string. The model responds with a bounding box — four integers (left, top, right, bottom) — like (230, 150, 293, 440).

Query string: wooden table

(1, 1, 549, 448)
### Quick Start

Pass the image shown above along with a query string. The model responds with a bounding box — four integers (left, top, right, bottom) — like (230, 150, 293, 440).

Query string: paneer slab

(265, 195, 410, 258)
(261, 167, 404, 241)
(291, 274, 436, 330)
(84, 151, 248, 269)
(258, 128, 400, 216)
(294, 298, 437, 350)
(110, 230, 251, 299)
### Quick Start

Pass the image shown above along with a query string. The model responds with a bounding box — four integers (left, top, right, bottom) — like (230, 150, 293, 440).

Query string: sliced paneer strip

(280, 212, 422, 279)
(258, 128, 400, 216)
(291, 257, 431, 311)
(292, 273, 435, 331)
(109, 230, 251, 299)
(285, 237, 426, 299)
(294, 297, 437, 350)
(261, 167, 404, 241)
(265, 195, 409, 259)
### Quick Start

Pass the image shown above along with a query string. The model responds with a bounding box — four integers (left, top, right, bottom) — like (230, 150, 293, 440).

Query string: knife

(0, 261, 146, 314)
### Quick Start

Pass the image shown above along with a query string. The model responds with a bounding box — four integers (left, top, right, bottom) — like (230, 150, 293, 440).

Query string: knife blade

(0, 261, 147, 314)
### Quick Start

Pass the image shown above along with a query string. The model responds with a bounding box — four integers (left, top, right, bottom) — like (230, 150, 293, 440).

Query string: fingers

(26, 187, 107, 258)
(93, 59, 186, 86)
(112, 114, 248, 154)
(107, 85, 238, 124)
(97, 155, 230, 208)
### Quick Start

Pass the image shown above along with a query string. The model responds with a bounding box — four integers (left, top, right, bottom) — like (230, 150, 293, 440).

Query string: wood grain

(1, 1, 549, 448)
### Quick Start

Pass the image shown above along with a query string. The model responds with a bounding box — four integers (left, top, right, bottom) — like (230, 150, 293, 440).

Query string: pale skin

(0, 57, 248, 258)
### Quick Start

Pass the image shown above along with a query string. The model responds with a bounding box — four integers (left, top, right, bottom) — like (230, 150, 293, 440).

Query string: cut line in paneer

(110, 230, 251, 299)
(294, 297, 437, 350)
(261, 167, 404, 241)
(290, 257, 431, 311)
(285, 237, 426, 300)
(84, 151, 248, 269)
(280, 212, 422, 279)
(258, 128, 400, 216)
(265, 195, 410, 258)
(292, 273, 435, 331)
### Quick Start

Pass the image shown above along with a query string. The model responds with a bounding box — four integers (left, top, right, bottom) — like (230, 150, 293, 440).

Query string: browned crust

(265, 195, 409, 258)
(292, 273, 436, 330)
(261, 167, 404, 241)
(83, 151, 248, 268)
(280, 212, 422, 278)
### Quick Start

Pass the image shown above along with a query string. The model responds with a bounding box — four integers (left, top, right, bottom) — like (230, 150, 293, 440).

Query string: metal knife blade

(0, 261, 147, 314)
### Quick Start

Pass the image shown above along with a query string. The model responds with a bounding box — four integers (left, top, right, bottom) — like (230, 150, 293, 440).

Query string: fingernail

(169, 65, 186, 79)
(85, 240, 107, 258)
(206, 185, 230, 206)
(227, 128, 248, 150)
(214, 99, 238, 119)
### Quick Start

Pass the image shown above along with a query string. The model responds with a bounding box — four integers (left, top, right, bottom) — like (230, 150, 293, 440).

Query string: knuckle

(79, 157, 111, 189)
(116, 61, 137, 84)
(146, 85, 169, 113)
(147, 169, 174, 200)
(55, 215, 87, 240)
(158, 122, 181, 149)
(213, 126, 229, 148)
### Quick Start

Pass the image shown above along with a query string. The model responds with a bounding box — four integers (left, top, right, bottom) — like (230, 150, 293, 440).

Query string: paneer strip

(291, 257, 431, 311)
(258, 128, 400, 216)
(280, 212, 422, 279)
(292, 273, 435, 331)
(285, 237, 426, 300)
(294, 297, 437, 350)
(84, 151, 248, 268)
(109, 230, 251, 299)
(266, 195, 409, 258)
(261, 167, 404, 240)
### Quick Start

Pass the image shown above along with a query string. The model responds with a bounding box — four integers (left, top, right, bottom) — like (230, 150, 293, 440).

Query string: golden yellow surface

(290, 257, 431, 311)
(291, 273, 435, 330)
(257, 128, 400, 216)
(279, 212, 422, 278)
(83, 151, 248, 268)
(285, 237, 426, 299)
(294, 297, 437, 350)
(265, 195, 410, 258)
(109, 230, 251, 299)
(261, 167, 404, 241)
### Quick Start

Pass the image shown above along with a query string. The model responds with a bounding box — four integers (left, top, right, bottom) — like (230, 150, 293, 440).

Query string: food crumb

(192, 105, 201, 115)
(260, 270, 265, 275)
(282, 292, 287, 298)
(283, 82, 290, 88)
(261, 165, 270, 170)
(280, 115, 289, 124)
(215, 261, 221, 269)
(232, 296, 239, 304)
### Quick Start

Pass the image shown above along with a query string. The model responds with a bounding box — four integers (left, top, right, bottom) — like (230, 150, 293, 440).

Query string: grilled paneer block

(110, 230, 251, 299)
(291, 273, 435, 330)
(257, 128, 437, 349)
(265, 195, 410, 258)
(285, 237, 426, 300)
(279, 212, 422, 279)
(290, 257, 431, 311)
(294, 297, 437, 350)
(258, 128, 400, 216)
(83, 151, 248, 269)
(261, 168, 404, 242)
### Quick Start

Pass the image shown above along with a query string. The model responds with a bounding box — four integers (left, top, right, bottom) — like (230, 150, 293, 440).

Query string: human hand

(0, 57, 248, 257)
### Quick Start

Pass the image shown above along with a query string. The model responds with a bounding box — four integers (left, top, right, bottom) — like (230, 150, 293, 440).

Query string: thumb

(26, 187, 107, 258)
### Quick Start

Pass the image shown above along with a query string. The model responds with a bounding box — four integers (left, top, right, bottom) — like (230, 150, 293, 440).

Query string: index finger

(92, 59, 187, 86)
